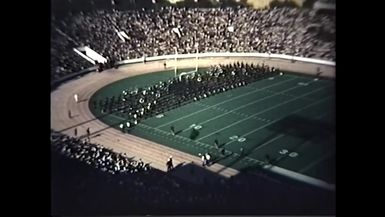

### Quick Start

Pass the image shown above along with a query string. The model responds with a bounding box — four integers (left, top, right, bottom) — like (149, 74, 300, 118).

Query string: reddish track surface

(51, 57, 335, 177)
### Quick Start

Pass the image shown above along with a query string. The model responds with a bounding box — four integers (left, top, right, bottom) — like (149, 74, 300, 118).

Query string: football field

(90, 68, 335, 189)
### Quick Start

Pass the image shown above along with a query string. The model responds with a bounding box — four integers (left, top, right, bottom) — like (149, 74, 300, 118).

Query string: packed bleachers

(51, 6, 335, 81)
(51, 130, 151, 174)
(51, 138, 334, 215)
(51, 26, 93, 80)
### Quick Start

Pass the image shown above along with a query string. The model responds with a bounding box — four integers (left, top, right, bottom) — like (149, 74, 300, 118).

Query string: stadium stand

(51, 6, 335, 81)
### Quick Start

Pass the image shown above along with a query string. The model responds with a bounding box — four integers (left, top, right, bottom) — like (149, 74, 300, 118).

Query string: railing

(51, 52, 335, 88)
(117, 52, 335, 66)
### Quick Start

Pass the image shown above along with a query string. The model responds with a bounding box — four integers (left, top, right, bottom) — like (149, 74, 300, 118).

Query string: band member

(170, 126, 175, 135)
(214, 139, 219, 149)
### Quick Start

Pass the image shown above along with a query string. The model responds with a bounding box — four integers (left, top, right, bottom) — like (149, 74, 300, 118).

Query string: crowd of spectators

(51, 6, 335, 80)
(52, 144, 333, 214)
(51, 130, 151, 174)
(51, 24, 93, 80)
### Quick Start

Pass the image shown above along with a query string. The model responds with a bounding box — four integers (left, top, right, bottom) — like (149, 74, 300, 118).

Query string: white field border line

(181, 79, 320, 134)
(108, 114, 214, 155)
(137, 122, 259, 161)
(108, 113, 212, 149)
(137, 123, 212, 149)
(145, 124, 212, 149)
(262, 164, 335, 191)
(197, 85, 326, 142)
(156, 76, 297, 128)
(106, 117, 239, 177)
(136, 123, 211, 150)
(298, 151, 335, 173)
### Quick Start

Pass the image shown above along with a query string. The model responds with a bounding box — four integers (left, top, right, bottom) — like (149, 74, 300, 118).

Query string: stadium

(51, 0, 335, 215)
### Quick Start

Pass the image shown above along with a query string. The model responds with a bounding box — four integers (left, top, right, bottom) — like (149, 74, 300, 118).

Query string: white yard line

(250, 134, 286, 152)
(299, 151, 335, 173)
(156, 76, 297, 128)
(112, 109, 335, 191)
(178, 79, 320, 134)
(195, 101, 270, 121)
(197, 85, 327, 142)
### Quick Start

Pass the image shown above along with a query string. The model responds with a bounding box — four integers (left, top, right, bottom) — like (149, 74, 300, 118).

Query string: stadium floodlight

(194, 0, 198, 2)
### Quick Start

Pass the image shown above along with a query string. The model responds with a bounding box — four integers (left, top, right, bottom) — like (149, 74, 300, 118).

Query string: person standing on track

(74, 128, 77, 137)
(119, 123, 124, 133)
(199, 153, 206, 166)
(74, 94, 78, 103)
(86, 127, 91, 141)
(166, 156, 174, 171)
(68, 109, 72, 119)
(205, 153, 211, 166)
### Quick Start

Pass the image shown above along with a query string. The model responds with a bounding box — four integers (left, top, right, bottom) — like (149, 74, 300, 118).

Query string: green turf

(90, 69, 335, 184)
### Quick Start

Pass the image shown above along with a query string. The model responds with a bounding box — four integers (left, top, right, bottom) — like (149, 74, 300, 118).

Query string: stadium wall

(51, 52, 335, 88)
